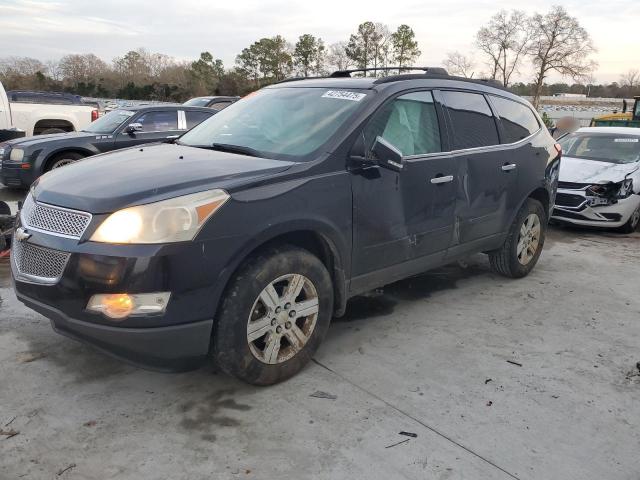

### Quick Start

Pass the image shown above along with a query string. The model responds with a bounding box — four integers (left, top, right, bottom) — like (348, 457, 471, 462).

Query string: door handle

(166, 135, 180, 139)
(430, 175, 454, 184)
(501, 163, 516, 172)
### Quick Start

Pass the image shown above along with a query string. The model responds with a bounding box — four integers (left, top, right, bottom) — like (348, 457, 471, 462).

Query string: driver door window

(135, 111, 178, 132)
(364, 91, 442, 157)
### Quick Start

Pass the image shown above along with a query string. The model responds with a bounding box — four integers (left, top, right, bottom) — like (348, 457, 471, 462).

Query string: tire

(617, 204, 640, 234)
(213, 245, 334, 385)
(488, 198, 547, 278)
(39, 128, 66, 135)
(46, 152, 84, 172)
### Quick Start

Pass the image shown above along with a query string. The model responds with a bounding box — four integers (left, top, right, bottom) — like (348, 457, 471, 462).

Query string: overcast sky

(1, 0, 638, 83)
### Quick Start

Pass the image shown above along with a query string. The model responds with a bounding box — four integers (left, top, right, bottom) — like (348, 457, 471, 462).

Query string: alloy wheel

(247, 274, 319, 364)
(630, 207, 640, 230)
(51, 159, 77, 169)
(516, 213, 541, 265)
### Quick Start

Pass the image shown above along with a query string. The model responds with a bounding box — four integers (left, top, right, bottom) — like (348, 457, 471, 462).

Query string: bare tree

(443, 51, 475, 78)
(45, 60, 63, 82)
(370, 23, 391, 73)
(475, 10, 530, 87)
(620, 69, 639, 89)
(528, 6, 597, 108)
(59, 53, 107, 87)
(327, 42, 353, 72)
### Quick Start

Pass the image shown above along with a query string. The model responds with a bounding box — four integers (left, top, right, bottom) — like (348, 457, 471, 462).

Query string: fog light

(87, 292, 170, 320)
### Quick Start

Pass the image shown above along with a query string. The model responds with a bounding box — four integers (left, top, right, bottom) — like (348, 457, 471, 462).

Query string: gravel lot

(0, 183, 639, 479)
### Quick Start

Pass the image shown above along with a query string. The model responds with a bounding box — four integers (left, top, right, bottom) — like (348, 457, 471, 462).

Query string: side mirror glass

(125, 123, 143, 134)
(372, 136, 404, 172)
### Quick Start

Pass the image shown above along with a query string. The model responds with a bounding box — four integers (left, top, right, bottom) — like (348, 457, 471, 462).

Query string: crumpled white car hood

(559, 156, 640, 184)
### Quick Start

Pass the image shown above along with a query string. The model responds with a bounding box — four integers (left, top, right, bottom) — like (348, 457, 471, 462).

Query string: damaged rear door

(439, 90, 518, 245)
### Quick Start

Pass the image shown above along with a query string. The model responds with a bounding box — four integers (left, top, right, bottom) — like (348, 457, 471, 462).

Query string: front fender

(34, 146, 98, 174)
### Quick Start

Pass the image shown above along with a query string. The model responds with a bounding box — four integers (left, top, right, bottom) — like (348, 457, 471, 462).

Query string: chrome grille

(12, 241, 70, 284)
(21, 194, 91, 239)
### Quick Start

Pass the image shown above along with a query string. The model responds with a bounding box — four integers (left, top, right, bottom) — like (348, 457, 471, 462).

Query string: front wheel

(488, 198, 547, 278)
(46, 152, 84, 171)
(213, 245, 333, 385)
(618, 203, 640, 234)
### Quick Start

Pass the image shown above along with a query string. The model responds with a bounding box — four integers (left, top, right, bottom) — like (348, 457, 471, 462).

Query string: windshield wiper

(209, 143, 262, 157)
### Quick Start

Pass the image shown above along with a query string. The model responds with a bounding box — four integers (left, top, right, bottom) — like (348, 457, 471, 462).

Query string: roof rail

(478, 78, 503, 88)
(329, 66, 449, 78)
(275, 75, 327, 84)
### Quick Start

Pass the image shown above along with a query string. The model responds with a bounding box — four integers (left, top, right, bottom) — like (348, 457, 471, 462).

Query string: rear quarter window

(490, 96, 540, 143)
(441, 91, 499, 149)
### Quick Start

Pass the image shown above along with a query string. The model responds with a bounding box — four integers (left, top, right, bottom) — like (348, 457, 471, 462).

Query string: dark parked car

(7, 90, 86, 105)
(12, 67, 560, 385)
(0, 105, 215, 188)
(183, 96, 239, 110)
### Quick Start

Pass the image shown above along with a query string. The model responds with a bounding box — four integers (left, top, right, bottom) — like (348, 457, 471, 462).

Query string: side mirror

(125, 123, 143, 134)
(371, 136, 404, 172)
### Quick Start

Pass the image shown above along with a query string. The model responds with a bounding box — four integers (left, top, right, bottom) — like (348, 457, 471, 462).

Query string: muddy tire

(618, 204, 640, 234)
(488, 198, 547, 278)
(46, 152, 84, 172)
(213, 245, 333, 386)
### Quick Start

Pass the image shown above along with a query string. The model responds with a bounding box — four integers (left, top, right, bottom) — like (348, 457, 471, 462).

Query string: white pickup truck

(0, 80, 98, 139)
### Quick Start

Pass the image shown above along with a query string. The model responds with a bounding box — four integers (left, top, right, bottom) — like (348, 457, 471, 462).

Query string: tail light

(91, 109, 99, 122)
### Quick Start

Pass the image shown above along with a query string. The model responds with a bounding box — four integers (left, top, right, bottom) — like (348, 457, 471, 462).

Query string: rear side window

(441, 91, 499, 149)
(135, 111, 178, 132)
(364, 91, 441, 156)
(185, 111, 213, 129)
(491, 96, 540, 143)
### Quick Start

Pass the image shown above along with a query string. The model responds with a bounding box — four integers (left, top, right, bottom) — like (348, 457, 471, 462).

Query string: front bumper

(552, 189, 640, 228)
(10, 220, 239, 370)
(0, 161, 35, 188)
(17, 291, 212, 371)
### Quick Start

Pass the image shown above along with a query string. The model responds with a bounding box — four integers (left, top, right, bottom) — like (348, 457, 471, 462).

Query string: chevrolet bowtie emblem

(14, 227, 31, 242)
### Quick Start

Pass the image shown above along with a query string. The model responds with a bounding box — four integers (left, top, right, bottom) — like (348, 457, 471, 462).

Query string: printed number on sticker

(322, 90, 366, 102)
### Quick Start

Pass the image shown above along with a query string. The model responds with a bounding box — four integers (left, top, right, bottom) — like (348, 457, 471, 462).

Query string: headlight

(617, 178, 633, 199)
(91, 189, 229, 244)
(9, 148, 24, 162)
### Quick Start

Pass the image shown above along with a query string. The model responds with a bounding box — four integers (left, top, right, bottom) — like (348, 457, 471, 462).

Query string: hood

(32, 143, 294, 213)
(6, 131, 95, 149)
(559, 155, 640, 184)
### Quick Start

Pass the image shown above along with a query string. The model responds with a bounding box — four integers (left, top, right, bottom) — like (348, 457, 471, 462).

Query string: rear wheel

(489, 198, 547, 278)
(618, 204, 640, 234)
(213, 245, 333, 385)
(46, 152, 84, 171)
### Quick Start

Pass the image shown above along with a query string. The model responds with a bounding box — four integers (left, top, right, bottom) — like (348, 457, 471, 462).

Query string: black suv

(12, 67, 560, 385)
(0, 105, 215, 188)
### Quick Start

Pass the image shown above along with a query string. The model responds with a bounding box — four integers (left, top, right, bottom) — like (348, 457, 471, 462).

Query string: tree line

(1, 9, 638, 106)
(0, 22, 419, 102)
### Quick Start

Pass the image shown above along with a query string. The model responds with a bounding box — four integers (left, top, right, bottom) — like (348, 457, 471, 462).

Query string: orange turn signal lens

(87, 292, 170, 320)
(98, 294, 133, 319)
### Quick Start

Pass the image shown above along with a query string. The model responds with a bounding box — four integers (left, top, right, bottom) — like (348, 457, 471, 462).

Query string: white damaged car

(552, 127, 640, 233)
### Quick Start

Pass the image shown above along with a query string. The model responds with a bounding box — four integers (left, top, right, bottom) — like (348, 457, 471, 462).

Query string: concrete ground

(0, 185, 639, 479)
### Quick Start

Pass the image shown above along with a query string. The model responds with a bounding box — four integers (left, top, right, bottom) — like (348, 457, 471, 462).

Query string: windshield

(84, 109, 135, 134)
(559, 133, 640, 164)
(178, 87, 369, 160)
(183, 98, 211, 107)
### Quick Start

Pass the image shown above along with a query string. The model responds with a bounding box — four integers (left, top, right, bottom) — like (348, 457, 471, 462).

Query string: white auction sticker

(614, 138, 639, 142)
(322, 90, 366, 102)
